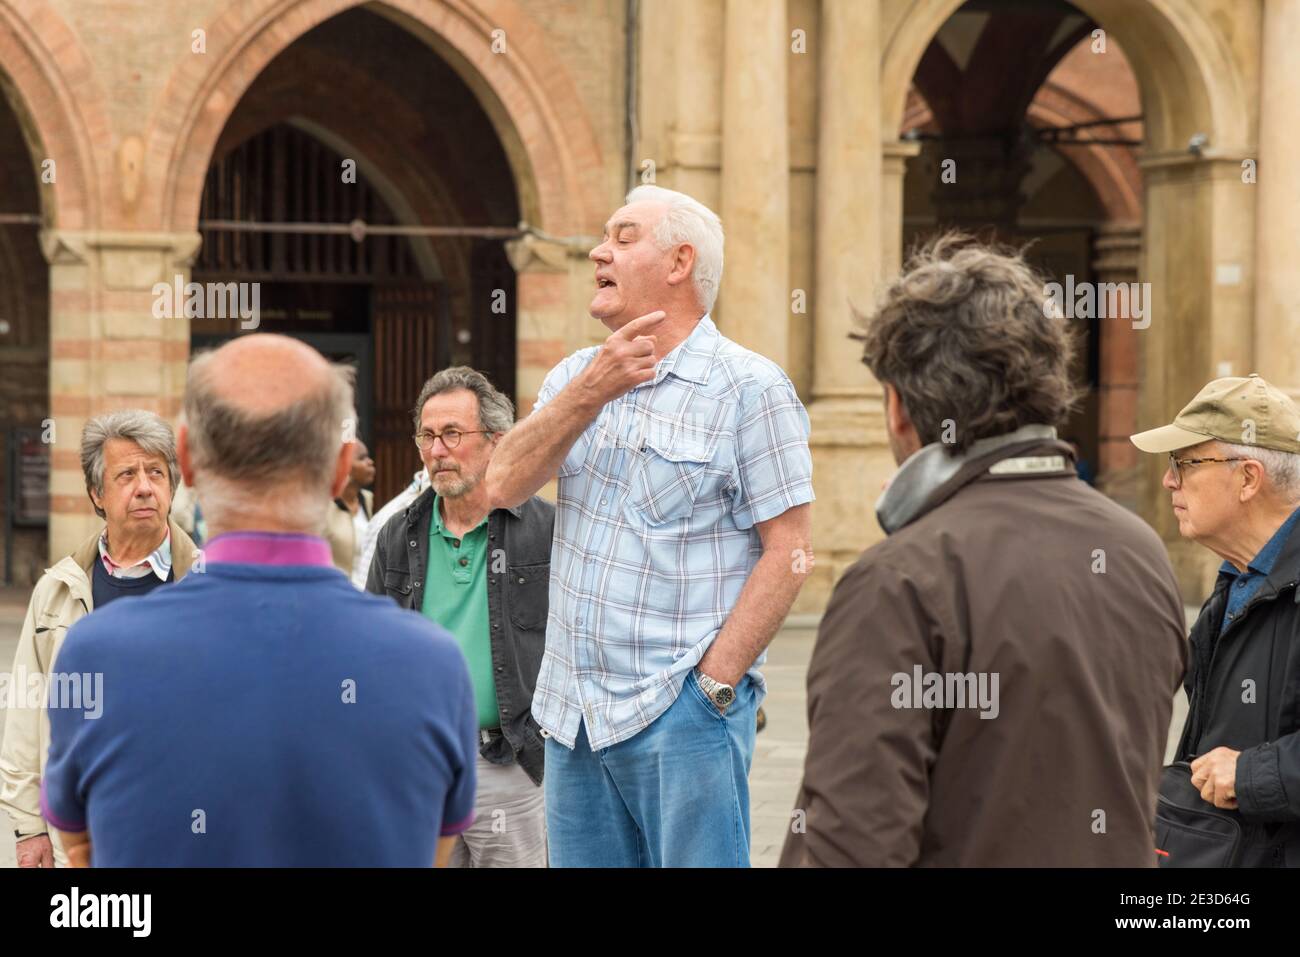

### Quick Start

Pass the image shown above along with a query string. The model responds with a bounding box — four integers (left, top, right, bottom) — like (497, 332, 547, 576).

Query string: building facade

(0, 0, 1294, 612)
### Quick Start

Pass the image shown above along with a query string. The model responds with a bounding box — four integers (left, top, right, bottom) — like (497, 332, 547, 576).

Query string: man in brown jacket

(781, 236, 1187, 867)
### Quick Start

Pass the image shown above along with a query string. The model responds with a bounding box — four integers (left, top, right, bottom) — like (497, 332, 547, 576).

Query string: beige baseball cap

(1130, 374, 1300, 455)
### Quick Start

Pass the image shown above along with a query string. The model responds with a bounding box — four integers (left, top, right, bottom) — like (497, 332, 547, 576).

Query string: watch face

(715, 686, 735, 707)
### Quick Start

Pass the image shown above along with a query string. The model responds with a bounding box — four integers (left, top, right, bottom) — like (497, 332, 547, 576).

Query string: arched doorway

(899, 1, 1144, 510)
(0, 81, 51, 585)
(0, 1, 105, 584)
(187, 6, 522, 505)
(141, 0, 606, 514)
(881, 0, 1255, 596)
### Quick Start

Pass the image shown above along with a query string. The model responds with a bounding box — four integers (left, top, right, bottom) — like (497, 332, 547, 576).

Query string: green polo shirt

(420, 495, 500, 730)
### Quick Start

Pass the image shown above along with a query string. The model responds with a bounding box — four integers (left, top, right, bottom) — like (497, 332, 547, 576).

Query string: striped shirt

(530, 315, 814, 750)
(97, 528, 172, 581)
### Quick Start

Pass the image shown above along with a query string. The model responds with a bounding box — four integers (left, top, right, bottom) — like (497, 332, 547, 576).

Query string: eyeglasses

(1167, 453, 1248, 489)
(413, 428, 490, 451)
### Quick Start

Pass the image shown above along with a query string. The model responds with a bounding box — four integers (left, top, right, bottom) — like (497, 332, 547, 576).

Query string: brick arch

(883, 0, 1249, 155)
(0, 0, 110, 229)
(150, 0, 605, 238)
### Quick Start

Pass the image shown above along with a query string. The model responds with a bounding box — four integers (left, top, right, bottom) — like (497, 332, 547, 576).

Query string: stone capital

(505, 233, 571, 274)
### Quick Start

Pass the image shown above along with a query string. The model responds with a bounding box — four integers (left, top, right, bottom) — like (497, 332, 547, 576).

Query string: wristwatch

(695, 669, 736, 712)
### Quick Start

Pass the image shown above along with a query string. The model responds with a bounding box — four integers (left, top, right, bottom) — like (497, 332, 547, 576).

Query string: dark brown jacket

(781, 437, 1187, 867)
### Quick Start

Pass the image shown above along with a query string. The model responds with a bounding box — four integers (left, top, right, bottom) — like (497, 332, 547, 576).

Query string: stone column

(41, 229, 202, 561)
(1253, 0, 1300, 402)
(506, 233, 574, 414)
(812, 0, 881, 408)
(801, 0, 893, 612)
(669, 0, 725, 212)
(881, 140, 922, 289)
(1091, 223, 1142, 511)
(1139, 150, 1255, 599)
(718, 0, 789, 366)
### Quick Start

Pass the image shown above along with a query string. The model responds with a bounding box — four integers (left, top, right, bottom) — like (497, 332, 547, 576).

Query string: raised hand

(577, 310, 667, 406)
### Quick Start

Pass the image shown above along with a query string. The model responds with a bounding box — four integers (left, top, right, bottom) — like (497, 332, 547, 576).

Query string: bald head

(181, 334, 356, 533)
(198, 334, 338, 416)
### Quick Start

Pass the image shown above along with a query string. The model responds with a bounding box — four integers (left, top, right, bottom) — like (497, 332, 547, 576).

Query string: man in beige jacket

(0, 410, 197, 867)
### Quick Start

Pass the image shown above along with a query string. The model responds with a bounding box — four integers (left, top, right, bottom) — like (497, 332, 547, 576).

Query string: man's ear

(884, 384, 912, 438)
(667, 243, 696, 289)
(330, 441, 355, 500)
(1238, 458, 1266, 503)
(177, 423, 196, 486)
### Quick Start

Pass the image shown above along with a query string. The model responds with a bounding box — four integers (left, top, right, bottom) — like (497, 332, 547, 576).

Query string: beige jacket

(0, 520, 197, 863)
(323, 490, 373, 578)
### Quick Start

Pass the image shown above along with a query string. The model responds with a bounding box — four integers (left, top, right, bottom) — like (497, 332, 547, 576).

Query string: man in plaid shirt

(487, 185, 814, 867)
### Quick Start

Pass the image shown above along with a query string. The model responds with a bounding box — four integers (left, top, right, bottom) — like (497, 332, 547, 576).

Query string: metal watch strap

(696, 670, 734, 710)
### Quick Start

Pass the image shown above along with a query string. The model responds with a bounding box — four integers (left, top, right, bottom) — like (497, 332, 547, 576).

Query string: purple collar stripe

(203, 532, 334, 567)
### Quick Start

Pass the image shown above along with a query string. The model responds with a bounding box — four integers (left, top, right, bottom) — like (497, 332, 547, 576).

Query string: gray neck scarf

(875, 424, 1059, 535)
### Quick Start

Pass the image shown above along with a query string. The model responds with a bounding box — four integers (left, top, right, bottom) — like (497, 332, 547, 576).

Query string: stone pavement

(0, 591, 1193, 869)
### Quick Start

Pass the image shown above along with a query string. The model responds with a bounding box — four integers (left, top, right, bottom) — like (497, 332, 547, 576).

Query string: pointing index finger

(616, 310, 666, 339)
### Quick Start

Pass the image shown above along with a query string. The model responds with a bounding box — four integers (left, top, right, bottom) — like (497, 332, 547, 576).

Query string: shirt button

(600, 499, 607, 507)
(575, 617, 583, 626)
(408, 540, 417, 548)
(517, 576, 525, 584)
(459, 558, 469, 567)
(453, 540, 461, 548)
(413, 581, 421, 588)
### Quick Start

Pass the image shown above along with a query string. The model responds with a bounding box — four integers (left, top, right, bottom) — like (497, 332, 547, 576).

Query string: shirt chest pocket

(624, 432, 719, 526)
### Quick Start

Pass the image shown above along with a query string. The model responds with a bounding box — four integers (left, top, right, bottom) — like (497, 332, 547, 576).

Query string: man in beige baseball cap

(1131, 373, 1300, 865)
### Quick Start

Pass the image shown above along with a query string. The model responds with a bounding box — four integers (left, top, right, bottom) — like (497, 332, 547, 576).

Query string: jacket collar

(876, 425, 1073, 534)
(49, 518, 198, 605)
(1260, 509, 1300, 597)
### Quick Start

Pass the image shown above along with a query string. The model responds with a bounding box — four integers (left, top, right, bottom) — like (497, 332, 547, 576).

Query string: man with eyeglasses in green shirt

(367, 366, 554, 867)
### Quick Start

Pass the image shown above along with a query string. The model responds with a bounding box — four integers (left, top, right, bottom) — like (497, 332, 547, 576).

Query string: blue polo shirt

(42, 531, 477, 867)
(1219, 506, 1300, 634)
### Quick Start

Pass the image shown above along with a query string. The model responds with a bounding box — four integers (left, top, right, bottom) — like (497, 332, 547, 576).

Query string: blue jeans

(545, 671, 759, 867)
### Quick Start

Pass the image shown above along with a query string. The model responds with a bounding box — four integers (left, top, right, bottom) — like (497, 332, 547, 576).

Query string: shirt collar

(203, 531, 334, 567)
(431, 494, 490, 539)
(652, 314, 718, 387)
(98, 527, 172, 581)
(1218, 506, 1300, 579)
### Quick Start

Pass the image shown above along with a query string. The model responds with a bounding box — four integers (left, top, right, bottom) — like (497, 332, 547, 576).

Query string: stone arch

(0, 0, 110, 230)
(883, 0, 1256, 595)
(148, 0, 605, 239)
(882, 0, 1248, 157)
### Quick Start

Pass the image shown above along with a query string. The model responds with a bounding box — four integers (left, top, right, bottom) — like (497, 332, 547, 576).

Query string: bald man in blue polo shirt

(42, 335, 477, 867)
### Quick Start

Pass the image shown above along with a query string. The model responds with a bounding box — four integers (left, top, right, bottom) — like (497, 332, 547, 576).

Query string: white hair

(624, 185, 724, 313)
(1219, 441, 1300, 500)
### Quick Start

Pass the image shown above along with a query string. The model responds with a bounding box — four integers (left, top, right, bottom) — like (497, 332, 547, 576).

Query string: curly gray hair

(80, 410, 180, 518)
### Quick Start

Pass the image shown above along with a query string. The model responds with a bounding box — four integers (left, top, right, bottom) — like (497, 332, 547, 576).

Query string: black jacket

(366, 489, 554, 785)
(1178, 514, 1300, 865)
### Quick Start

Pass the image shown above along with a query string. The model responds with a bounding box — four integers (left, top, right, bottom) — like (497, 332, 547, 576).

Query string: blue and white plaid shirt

(530, 315, 814, 750)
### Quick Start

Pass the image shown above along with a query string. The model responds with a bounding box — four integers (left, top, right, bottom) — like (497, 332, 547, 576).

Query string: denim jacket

(366, 489, 554, 785)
